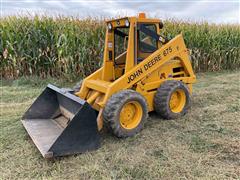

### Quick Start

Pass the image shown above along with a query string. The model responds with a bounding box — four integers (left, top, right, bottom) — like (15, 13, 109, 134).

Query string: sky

(1, 0, 240, 24)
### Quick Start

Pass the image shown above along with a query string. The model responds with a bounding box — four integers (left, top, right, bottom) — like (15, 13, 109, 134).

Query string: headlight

(107, 23, 112, 30)
(125, 19, 130, 27)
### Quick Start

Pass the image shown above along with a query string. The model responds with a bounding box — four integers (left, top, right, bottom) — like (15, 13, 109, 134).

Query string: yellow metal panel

(125, 18, 136, 72)
(109, 35, 188, 92)
(177, 50, 196, 77)
(102, 29, 114, 81)
(85, 80, 110, 93)
(144, 91, 156, 112)
(137, 18, 161, 23)
(135, 85, 155, 112)
(144, 80, 164, 91)
(187, 84, 193, 94)
(75, 68, 103, 99)
(106, 17, 128, 24)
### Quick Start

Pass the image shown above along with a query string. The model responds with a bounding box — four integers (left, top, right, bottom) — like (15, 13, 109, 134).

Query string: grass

(0, 71, 240, 179)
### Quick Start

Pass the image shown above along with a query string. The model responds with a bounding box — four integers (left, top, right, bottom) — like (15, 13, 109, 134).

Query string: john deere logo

(127, 46, 173, 84)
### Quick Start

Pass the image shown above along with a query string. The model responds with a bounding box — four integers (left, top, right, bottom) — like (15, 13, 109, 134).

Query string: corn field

(0, 16, 239, 79)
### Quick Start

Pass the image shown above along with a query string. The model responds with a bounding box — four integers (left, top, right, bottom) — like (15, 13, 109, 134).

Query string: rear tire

(154, 80, 191, 119)
(103, 90, 148, 138)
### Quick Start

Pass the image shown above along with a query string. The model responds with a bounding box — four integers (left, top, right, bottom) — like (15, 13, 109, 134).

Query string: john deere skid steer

(22, 13, 196, 158)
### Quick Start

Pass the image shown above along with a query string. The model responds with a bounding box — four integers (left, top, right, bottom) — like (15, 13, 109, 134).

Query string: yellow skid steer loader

(22, 13, 196, 158)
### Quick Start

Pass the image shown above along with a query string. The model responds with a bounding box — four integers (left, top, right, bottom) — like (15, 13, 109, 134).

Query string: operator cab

(104, 13, 165, 80)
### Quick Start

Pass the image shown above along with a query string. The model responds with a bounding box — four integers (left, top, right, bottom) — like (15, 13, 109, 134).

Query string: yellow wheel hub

(120, 101, 143, 129)
(169, 89, 186, 113)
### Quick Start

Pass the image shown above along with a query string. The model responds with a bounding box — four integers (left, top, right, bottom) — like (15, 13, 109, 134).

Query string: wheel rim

(169, 89, 186, 113)
(120, 101, 143, 129)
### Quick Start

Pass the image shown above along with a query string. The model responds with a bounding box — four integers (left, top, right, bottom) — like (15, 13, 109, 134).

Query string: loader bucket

(21, 84, 100, 158)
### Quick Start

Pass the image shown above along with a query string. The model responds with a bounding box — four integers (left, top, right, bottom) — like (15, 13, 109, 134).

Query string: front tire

(103, 90, 148, 138)
(154, 80, 191, 119)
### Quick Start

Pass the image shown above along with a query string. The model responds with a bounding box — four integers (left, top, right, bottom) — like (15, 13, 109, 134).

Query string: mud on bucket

(21, 84, 100, 158)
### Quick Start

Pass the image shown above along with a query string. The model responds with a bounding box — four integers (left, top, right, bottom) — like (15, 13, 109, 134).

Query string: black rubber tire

(73, 80, 83, 93)
(154, 80, 191, 119)
(103, 89, 148, 138)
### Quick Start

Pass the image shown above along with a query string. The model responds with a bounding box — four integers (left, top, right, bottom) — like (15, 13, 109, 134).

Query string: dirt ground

(0, 71, 239, 179)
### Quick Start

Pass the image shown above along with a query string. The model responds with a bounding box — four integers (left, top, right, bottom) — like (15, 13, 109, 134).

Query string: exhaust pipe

(22, 84, 100, 158)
